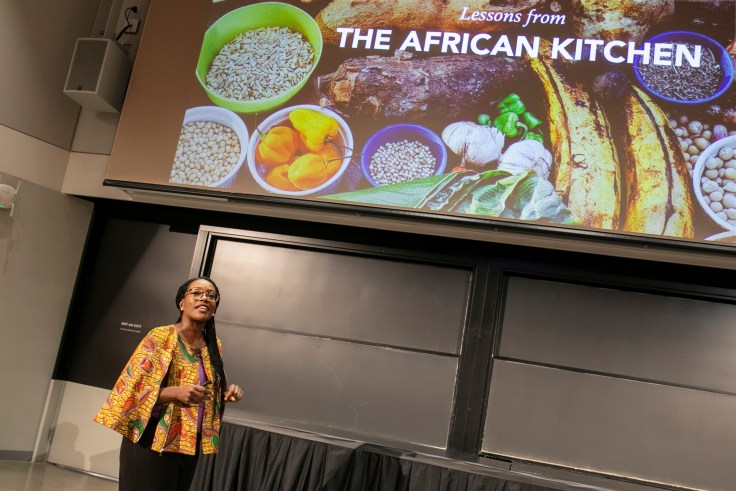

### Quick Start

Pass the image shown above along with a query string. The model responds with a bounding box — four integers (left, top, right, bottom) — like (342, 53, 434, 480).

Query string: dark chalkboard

(483, 276, 736, 490)
(200, 230, 473, 449)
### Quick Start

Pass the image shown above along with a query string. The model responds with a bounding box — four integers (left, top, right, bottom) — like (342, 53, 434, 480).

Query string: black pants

(119, 421, 199, 491)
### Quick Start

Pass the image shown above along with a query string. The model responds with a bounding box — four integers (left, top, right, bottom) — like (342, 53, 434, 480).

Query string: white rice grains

(206, 26, 314, 101)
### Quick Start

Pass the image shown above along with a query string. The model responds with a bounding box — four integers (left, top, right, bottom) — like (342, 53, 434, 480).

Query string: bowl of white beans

(693, 135, 736, 231)
(168, 106, 248, 188)
(360, 124, 447, 187)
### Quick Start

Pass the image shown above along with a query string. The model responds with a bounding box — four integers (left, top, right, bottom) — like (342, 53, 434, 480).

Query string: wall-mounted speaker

(91, 0, 123, 38)
(63, 38, 132, 113)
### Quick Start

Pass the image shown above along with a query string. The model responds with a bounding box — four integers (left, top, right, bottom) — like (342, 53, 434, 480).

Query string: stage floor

(0, 461, 117, 491)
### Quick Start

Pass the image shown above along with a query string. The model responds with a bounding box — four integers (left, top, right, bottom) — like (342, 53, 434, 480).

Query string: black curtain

(191, 423, 558, 491)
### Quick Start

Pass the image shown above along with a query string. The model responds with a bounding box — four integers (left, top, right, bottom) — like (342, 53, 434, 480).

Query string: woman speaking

(94, 276, 243, 491)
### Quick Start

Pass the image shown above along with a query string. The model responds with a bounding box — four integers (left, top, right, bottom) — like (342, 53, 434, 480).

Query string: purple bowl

(360, 124, 447, 187)
(633, 30, 734, 105)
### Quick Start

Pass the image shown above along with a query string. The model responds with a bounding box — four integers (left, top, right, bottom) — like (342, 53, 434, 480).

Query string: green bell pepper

(497, 93, 526, 115)
(494, 112, 528, 138)
(522, 111, 542, 130)
(523, 131, 544, 143)
(477, 113, 492, 126)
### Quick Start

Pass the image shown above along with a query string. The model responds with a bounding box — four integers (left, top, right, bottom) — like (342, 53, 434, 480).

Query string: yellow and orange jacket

(94, 325, 222, 455)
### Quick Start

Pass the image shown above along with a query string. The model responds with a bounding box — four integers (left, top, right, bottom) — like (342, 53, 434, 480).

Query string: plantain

(617, 86, 694, 237)
(528, 56, 621, 230)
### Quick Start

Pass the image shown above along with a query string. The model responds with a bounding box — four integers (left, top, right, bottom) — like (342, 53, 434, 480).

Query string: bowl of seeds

(693, 135, 736, 231)
(360, 124, 447, 187)
(168, 106, 248, 188)
(633, 31, 734, 105)
(195, 2, 322, 114)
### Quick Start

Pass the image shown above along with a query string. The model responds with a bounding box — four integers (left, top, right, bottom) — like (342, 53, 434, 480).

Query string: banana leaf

(324, 172, 461, 208)
(323, 170, 579, 225)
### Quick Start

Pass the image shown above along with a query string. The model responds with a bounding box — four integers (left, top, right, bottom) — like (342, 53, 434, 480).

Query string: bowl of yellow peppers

(246, 105, 354, 195)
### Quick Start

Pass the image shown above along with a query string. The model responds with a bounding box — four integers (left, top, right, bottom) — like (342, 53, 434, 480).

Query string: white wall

(0, 0, 153, 467)
(0, 0, 104, 460)
(46, 382, 121, 478)
(0, 175, 92, 459)
(0, 125, 69, 191)
(0, 0, 100, 149)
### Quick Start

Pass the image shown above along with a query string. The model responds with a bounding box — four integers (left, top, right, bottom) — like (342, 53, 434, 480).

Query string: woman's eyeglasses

(185, 289, 219, 302)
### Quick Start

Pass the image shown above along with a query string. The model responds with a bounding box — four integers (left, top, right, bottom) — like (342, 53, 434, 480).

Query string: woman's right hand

(159, 385, 211, 405)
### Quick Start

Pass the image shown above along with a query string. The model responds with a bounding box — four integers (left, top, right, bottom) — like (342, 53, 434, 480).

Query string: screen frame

(107, 177, 736, 260)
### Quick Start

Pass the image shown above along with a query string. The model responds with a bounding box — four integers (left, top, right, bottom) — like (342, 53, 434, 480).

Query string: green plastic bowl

(195, 2, 323, 114)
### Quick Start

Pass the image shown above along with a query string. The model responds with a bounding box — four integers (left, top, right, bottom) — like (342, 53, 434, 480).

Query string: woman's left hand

(224, 384, 244, 403)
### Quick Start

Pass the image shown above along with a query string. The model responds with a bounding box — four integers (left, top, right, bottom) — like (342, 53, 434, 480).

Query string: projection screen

(106, 0, 736, 250)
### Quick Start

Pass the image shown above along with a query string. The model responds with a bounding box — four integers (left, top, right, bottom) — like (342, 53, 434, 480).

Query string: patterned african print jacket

(94, 325, 222, 455)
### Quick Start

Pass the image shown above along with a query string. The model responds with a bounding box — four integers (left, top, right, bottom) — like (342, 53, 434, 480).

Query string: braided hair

(175, 276, 227, 415)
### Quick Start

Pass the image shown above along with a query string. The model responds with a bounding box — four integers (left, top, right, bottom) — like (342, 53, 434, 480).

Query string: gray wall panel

(0, 0, 99, 149)
(210, 240, 470, 354)
(483, 360, 736, 491)
(219, 324, 457, 449)
(0, 178, 92, 455)
(500, 277, 736, 393)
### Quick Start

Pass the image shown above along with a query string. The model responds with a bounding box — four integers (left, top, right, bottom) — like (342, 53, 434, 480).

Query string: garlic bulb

(441, 121, 504, 169)
(498, 140, 553, 180)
